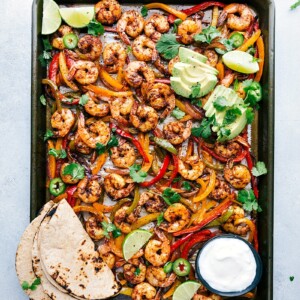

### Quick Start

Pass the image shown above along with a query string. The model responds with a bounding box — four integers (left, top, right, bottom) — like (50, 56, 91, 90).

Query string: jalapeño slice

(172, 258, 191, 276)
(49, 178, 66, 196)
(63, 33, 79, 49)
(229, 32, 244, 48)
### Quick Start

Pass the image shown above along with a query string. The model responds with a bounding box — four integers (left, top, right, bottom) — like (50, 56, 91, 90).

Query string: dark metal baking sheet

(31, 1, 274, 299)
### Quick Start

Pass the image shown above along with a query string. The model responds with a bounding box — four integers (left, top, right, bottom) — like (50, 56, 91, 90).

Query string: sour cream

(197, 237, 257, 293)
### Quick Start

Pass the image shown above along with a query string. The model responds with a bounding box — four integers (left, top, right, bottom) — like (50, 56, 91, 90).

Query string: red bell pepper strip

(173, 196, 233, 236)
(110, 123, 150, 163)
(168, 1, 226, 24)
(245, 151, 259, 198)
(181, 230, 216, 259)
(166, 154, 179, 187)
(140, 154, 171, 188)
(66, 185, 77, 207)
(170, 233, 193, 253)
(48, 53, 60, 83)
(253, 222, 259, 251)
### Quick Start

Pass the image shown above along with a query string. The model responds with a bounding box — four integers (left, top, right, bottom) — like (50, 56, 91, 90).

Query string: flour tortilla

(38, 200, 120, 299)
(15, 201, 54, 300)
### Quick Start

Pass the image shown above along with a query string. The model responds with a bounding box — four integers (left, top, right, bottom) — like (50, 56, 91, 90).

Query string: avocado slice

(172, 62, 192, 77)
(183, 57, 219, 76)
(170, 76, 192, 98)
(179, 47, 207, 63)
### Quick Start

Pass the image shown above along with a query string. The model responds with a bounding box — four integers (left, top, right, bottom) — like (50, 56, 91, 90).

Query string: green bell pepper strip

(126, 186, 140, 215)
(153, 137, 178, 155)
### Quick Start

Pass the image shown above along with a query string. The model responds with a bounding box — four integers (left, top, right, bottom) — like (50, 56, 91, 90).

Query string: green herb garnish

(213, 96, 230, 111)
(87, 19, 104, 36)
(101, 221, 122, 238)
(157, 212, 165, 226)
(48, 148, 67, 159)
(129, 164, 148, 183)
(22, 278, 41, 291)
(252, 161, 268, 177)
(171, 107, 185, 119)
(40, 95, 46, 106)
(44, 129, 54, 141)
(237, 189, 262, 212)
(156, 34, 181, 60)
(141, 6, 148, 17)
(162, 188, 181, 205)
(79, 94, 90, 106)
(62, 163, 85, 180)
(194, 26, 220, 44)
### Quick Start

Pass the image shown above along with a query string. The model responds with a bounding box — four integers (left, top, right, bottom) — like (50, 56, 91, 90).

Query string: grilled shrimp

(218, 3, 253, 31)
(204, 50, 218, 68)
(178, 19, 202, 45)
(104, 173, 135, 200)
(75, 35, 102, 61)
(145, 230, 170, 267)
(116, 10, 144, 45)
(138, 191, 165, 213)
(113, 203, 139, 233)
(144, 14, 170, 42)
(124, 61, 155, 88)
(160, 203, 191, 233)
(110, 141, 136, 168)
(222, 205, 250, 236)
(132, 283, 156, 300)
(145, 83, 175, 119)
(51, 25, 74, 50)
(224, 163, 251, 189)
(132, 35, 158, 62)
(214, 141, 242, 159)
(51, 108, 75, 137)
(84, 93, 110, 117)
(209, 178, 231, 200)
(168, 56, 180, 75)
(95, 0, 122, 25)
(77, 113, 110, 148)
(68, 60, 99, 85)
(178, 156, 205, 181)
(110, 96, 134, 125)
(74, 132, 92, 155)
(60, 163, 81, 184)
(163, 121, 192, 145)
(130, 102, 159, 132)
(124, 259, 147, 284)
(85, 216, 105, 240)
(146, 266, 176, 288)
(77, 176, 102, 203)
(98, 243, 115, 269)
(103, 42, 127, 73)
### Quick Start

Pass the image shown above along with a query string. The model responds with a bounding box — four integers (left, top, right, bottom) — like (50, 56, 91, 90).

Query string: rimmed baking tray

(31, 1, 275, 299)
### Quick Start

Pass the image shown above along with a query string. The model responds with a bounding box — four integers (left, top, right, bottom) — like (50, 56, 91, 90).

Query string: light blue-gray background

(0, 0, 299, 299)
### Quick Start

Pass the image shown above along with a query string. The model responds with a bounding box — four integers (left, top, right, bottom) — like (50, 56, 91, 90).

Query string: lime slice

(59, 6, 95, 28)
(173, 281, 201, 300)
(222, 50, 259, 74)
(41, 0, 62, 35)
(122, 229, 152, 261)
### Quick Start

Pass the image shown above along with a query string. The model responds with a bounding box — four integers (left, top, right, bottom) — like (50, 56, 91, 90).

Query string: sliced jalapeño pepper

(63, 33, 79, 50)
(49, 177, 66, 196)
(172, 258, 191, 276)
(163, 261, 173, 273)
(229, 32, 244, 48)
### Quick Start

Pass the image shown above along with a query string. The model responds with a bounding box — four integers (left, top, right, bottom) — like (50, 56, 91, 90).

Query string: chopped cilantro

(247, 46, 256, 56)
(237, 189, 262, 212)
(141, 6, 148, 17)
(217, 127, 231, 140)
(290, 276, 295, 282)
(44, 129, 54, 141)
(157, 212, 164, 226)
(194, 26, 220, 44)
(213, 96, 230, 111)
(48, 148, 67, 159)
(96, 135, 119, 155)
(246, 107, 255, 124)
(126, 46, 132, 53)
(42, 38, 52, 51)
(182, 181, 191, 191)
(40, 95, 46, 106)
(62, 163, 85, 180)
(134, 267, 141, 276)
(192, 115, 217, 139)
(233, 79, 239, 92)
(156, 34, 181, 60)
(252, 161, 268, 177)
(87, 19, 104, 36)
(162, 188, 181, 205)
(79, 94, 90, 106)
(189, 83, 201, 99)
(101, 221, 122, 238)
(172, 107, 185, 119)
(172, 18, 182, 33)
(22, 278, 41, 291)
(223, 106, 242, 126)
(129, 164, 147, 183)
(38, 50, 52, 67)
(191, 98, 202, 107)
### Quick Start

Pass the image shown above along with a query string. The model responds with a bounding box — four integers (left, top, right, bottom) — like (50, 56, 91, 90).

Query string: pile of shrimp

(43, 1, 263, 299)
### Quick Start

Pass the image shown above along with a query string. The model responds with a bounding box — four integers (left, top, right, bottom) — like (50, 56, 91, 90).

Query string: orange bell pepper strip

(162, 279, 181, 299)
(193, 169, 216, 202)
(234, 218, 256, 244)
(73, 205, 108, 221)
(175, 99, 190, 115)
(53, 192, 67, 203)
(93, 202, 115, 213)
(216, 60, 225, 80)
(91, 153, 108, 175)
(99, 67, 128, 91)
(139, 134, 153, 172)
(55, 137, 63, 150)
(145, 3, 187, 20)
(85, 84, 133, 97)
(47, 140, 56, 180)
(254, 36, 265, 82)
(58, 51, 79, 91)
(238, 29, 261, 52)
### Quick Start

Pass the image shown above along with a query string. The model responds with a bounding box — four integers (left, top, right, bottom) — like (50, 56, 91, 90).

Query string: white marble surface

(0, 0, 299, 299)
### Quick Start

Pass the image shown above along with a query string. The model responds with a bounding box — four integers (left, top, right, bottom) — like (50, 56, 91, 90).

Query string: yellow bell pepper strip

(120, 287, 133, 296)
(73, 205, 108, 221)
(58, 51, 79, 91)
(179, 115, 193, 122)
(254, 36, 265, 82)
(188, 199, 217, 226)
(91, 153, 108, 175)
(234, 218, 256, 244)
(173, 195, 234, 236)
(130, 212, 161, 230)
(110, 198, 132, 222)
(216, 60, 225, 80)
(237, 29, 261, 52)
(162, 279, 181, 299)
(126, 186, 140, 215)
(193, 169, 216, 202)
(115, 235, 125, 252)
(85, 84, 133, 97)
(99, 67, 128, 91)
(93, 202, 115, 213)
(47, 140, 56, 180)
(139, 133, 153, 172)
(145, 3, 187, 20)
(202, 155, 224, 171)
(42, 79, 63, 113)
(53, 192, 67, 203)
(211, 6, 219, 27)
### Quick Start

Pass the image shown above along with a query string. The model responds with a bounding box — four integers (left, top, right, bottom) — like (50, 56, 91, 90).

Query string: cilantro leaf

(194, 26, 220, 44)
(129, 164, 147, 183)
(126, 46, 132, 53)
(189, 83, 201, 99)
(157, 212, 165, 226)
(246, 107, 255, 124)
(242, 79, 254, 90)
(134, 267, 141, 276)
(22, 278, 41, 291)
(162, 188, 180, 205)
(237, 189, 262, 212)
(252, 57, 261, 63)
(42, 38, 52, 51)
(191, 98, 202, 107)
(233, 79, 239, 92)
(101, 221, 122, 238)
(38, 50, 52, 67)
(79, 94, 90, 106)
(172, 18, 182, 33)
(141, 6, 148, 17)
(290, 276, 295, 282)
(182, 181, 191, 191)
(171, 107, 185, 119)
(173, 176, 181, 183)
(22, 281, 30, 290)
(213, 96, 230, 111)
(291, 0, 300, 9)
(87, 19, 104, 36)
(40, 95, 46, 106)
(217, 127, 231, 140)
(223, 107, 242, 126)
(48, 148, 67, 159)
(96, 135, 119, 155)
(247, 46, 256, 56)
(215, 38, 234, 54)
(156, 34, 181, 60)
(192, 115, 216, 139)
(44, 129, 54, 141)
(252, 161, 268, 177)
(62, 163, 85, 180)
(96, 143, 106, 155)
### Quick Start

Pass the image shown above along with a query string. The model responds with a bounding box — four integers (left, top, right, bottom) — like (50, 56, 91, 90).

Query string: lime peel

(173, 281, 202, 300)
(41, 0, 62, 35)
(59, 6, 95, 28)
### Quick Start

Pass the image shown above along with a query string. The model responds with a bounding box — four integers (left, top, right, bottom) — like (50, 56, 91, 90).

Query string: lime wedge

(222, 50, 259, 74)
(173, 281, 201, 300)
(41, 0, 62, 35)
(59, 6, 95, 28)
(122, 229, 152, 261)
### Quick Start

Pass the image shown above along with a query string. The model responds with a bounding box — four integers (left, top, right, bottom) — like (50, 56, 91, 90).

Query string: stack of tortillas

(15, 199, 120, 299)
